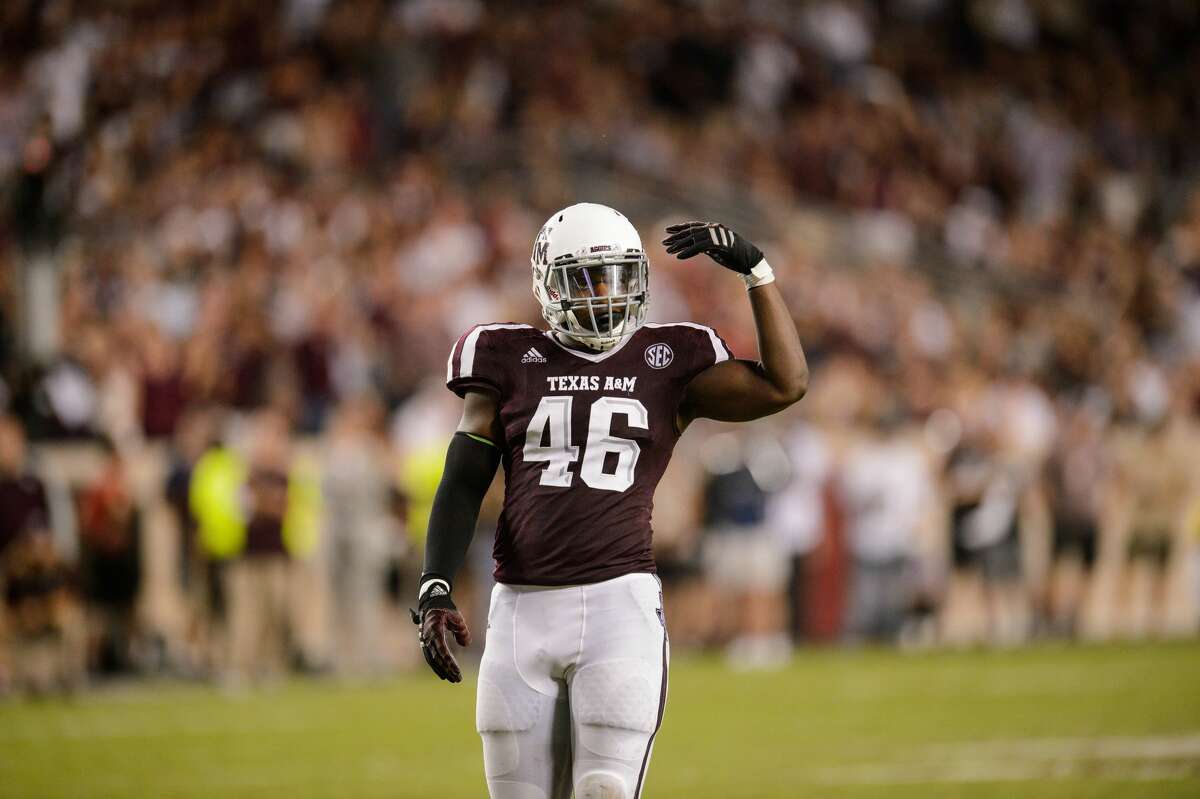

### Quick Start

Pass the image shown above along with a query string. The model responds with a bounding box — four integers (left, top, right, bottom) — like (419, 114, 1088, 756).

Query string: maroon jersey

(446, 322, 732, 585)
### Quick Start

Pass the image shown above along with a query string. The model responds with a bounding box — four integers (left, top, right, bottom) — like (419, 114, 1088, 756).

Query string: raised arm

(412, 389, 502, 683)
(663, 222, 808, 429)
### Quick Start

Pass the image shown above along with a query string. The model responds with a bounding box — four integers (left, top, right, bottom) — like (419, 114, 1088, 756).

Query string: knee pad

(575, 771, 627, 799)
(480, 731, 523, 781)
(477, 678, 546, 778)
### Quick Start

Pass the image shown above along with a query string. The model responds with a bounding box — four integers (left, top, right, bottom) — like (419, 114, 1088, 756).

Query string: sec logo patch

(644, 343, 674, 369)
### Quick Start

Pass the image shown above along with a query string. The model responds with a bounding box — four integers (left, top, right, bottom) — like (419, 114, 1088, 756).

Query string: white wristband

(418, 578, 451, 602)
(743, 259, 775, 289)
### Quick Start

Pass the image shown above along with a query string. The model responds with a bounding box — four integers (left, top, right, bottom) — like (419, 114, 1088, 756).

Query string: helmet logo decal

(533, 228, 551, 265)
(644, 343, 674, 369)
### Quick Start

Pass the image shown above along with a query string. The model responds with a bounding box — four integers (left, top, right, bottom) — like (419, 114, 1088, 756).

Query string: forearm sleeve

(422, 431, 502, 587)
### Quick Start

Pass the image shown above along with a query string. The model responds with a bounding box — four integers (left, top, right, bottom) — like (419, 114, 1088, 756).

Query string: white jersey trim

(454, 324, 533, 380)
(644, 322, 731, 364)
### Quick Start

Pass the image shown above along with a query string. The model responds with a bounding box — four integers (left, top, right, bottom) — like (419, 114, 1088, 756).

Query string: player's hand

(410, 581, 472, 683)
(662, 221, 764, 275)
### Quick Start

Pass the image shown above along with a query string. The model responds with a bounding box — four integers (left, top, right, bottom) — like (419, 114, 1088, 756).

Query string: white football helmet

(531, 203, 649, 351)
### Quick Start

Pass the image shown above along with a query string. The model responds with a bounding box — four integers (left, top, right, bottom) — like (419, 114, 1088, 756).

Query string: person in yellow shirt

(191, 410, 321, 684)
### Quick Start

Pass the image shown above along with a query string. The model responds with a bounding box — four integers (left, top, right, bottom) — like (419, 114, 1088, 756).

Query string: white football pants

(477, 572, 669, 799)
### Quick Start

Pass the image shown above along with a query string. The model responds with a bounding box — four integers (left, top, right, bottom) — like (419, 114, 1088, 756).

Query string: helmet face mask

(532, 204, 650, 351)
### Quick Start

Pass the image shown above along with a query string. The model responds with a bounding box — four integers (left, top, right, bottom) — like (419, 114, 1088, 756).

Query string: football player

(413, 203, 808, 798)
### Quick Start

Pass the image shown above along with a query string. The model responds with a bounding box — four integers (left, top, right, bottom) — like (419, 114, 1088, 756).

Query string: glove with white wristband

(410, 574, 471, 683)
(661, 221, 775, 288)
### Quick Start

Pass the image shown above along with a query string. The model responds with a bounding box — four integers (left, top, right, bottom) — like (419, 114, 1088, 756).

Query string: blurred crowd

(2, 0, 1200, 692)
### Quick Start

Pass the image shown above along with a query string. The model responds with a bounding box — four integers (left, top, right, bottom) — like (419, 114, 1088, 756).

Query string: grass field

(2, 642, 1199, 798)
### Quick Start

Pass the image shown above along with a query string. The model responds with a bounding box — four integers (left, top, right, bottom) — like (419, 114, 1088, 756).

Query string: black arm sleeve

(421, 431, 502, 588)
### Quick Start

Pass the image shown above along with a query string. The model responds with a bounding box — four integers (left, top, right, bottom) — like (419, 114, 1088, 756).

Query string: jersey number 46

(524, 396, 648, 492)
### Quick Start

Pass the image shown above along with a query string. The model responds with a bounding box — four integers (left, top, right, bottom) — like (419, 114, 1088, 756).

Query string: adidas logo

(428, 585, 448, 598)
(521, 347, 547, 364)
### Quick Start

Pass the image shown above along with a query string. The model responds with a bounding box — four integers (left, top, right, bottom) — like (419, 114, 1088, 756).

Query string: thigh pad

(571, 659, 660, 734)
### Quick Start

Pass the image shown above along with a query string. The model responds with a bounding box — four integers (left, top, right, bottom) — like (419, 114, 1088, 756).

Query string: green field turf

(2, 642, 1199, 798)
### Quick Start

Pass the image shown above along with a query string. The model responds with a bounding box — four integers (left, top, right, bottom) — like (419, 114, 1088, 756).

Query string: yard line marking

(927, 734, 1200, 761)
(814, 760, 1199, 785)
(812, 734, 1200, 786)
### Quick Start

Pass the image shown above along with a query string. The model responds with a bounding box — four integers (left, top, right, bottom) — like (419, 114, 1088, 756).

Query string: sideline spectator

(77, 440, 140, 674)
(323, 397, 393, 676)
(164, 406, 220, 673)
(701, 431, 792, 668)
(1106, 407, 1200, 638)
(767, 420, 832, 645)
(225, 411, 294, 684)
(2, 531, 84, 695)
(0, 415, 50, 558)
(224, 409, 323, 684)
(1043, 404, 1109, 636)
(839, 416, 935, 644)
(942, 437, 1031, 645)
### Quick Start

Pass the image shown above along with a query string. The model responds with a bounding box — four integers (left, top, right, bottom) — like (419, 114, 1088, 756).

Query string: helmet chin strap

(557, 306, 627, 351)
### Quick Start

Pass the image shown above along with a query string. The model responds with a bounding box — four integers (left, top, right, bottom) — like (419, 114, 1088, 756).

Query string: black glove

(662, 221, 764, 275)
(410, 578, 471, 683)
